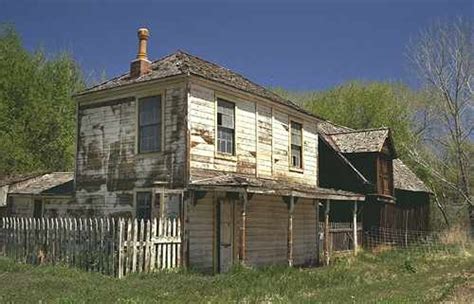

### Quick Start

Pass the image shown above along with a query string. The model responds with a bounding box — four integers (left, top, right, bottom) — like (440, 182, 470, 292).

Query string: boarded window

(138, 96, 161, 153)
(136, 192, 152, 220)
(33, 199, 43, 218)
(290, 121, 303, 168)
(217, 99, 235, 154)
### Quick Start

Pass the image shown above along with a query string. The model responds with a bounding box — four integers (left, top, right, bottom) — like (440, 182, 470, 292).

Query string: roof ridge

(82, 51, 184, 93)
(326, 127, 390, 135)
(173, 50, 314, 116)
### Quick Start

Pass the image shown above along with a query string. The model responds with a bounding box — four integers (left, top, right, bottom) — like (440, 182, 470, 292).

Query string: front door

(219, 199, 234, 272)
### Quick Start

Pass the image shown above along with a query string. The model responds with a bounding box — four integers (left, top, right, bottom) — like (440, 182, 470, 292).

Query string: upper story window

(290, 121, 303, 168)
(217, 99, 235, 154)
(138, 96, 162, 153)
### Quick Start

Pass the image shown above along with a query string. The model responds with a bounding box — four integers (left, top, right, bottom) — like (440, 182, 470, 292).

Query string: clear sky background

(1, 0, 472, 90)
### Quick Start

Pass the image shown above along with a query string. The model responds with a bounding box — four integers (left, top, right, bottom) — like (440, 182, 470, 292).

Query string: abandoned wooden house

(3, 28, 431, 272)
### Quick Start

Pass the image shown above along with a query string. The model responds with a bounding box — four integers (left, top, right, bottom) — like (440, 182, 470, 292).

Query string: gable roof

(78, 51, 318, 119)
(326, 128, 394, 154)
(318, 121, 429, 193)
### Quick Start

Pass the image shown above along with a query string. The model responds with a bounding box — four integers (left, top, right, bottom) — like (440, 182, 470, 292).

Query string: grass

(0, 248, 473, 303)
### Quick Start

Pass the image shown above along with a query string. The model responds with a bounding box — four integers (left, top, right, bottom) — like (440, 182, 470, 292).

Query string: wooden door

(219, 199, 234, 272)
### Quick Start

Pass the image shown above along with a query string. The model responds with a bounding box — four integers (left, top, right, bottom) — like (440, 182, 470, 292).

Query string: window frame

(136, 94, 164, 155)
(216, 98, 236, 156)
(289, 119, 304, 171)
(33, 199, 43, 218)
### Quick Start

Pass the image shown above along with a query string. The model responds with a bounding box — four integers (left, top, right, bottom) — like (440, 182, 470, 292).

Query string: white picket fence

(0, 217, 182, 278)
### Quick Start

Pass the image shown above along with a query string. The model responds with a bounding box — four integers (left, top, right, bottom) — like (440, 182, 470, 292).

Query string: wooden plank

(138, 219, 145, 273)
(117, 219, 124, 278)
(240, 192, 247, 264)
(125, 218, 132, 275)
(158, 218, 163, 269)
(353, 201, 358, 255)
(150, 218, 157, 271)
(131, 219, 138, 273)
(287, 196, 294, 267)
(324, 200, 330, 266)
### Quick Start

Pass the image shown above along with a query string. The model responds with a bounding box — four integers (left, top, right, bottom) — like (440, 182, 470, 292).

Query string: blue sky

(1, 0, 472, 90)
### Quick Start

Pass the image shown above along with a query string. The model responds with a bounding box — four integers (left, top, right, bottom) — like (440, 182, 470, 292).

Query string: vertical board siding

(187, 193, 214, 272)
(0, 217, 181, 278)
(293, 199, 317, 266)
(246, 195, 288, 266)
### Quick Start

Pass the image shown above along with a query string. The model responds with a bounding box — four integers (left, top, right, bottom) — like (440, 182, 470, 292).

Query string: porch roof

(189, 174, 366, 201)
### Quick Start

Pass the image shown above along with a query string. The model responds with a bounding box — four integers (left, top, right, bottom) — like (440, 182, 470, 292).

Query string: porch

(185, 175, 365, 272)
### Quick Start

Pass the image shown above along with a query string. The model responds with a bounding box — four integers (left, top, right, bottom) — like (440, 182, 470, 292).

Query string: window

(217, 99, 235, 154)
(290, 121, 303, 168)
(33, 199, 43, 218)
(136, 192, 152, 220)
(138, 96, 161, 153)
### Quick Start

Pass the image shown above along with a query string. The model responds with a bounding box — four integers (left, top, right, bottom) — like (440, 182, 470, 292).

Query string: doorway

(218, 198, 236, 272)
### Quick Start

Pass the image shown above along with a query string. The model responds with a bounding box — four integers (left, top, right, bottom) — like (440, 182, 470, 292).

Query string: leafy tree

(0, 25, 85, 177)
(274, 81, 424, 160)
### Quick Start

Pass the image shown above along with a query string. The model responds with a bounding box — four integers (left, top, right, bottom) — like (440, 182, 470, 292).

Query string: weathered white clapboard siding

(188, 192, 214, 272)
(75, 82, 187, 217)
(246, 195, 288, 266)
(257, 104, 273, 178)
(188, 82, 318, 187)
(293, 199, 317, 266)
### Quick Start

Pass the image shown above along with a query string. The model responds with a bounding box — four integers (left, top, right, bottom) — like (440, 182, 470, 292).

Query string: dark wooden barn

(317, 122, 431, 235)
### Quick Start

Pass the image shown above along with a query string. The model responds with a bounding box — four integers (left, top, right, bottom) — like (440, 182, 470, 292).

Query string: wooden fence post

(117, 219, 124, 278)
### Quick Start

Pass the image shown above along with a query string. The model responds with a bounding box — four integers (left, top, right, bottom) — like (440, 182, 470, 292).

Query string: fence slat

(0, 216, 182, 277)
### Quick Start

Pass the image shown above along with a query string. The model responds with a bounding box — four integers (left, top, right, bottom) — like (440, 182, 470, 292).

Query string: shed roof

(318, 122, 429, 193)
(7, 172, 74, 195)
(393, 160, 431, 193)
(77, 51, 318, 119)
(327, 128, 391, 154)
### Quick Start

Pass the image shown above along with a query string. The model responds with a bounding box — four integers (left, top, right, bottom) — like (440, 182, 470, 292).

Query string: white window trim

(288, 118, 304, 172)
(135, 91, 165, 155)
(214, 95, 237, 160)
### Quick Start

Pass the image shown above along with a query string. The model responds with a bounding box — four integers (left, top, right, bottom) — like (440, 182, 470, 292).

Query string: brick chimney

(130, 28, 151, 78)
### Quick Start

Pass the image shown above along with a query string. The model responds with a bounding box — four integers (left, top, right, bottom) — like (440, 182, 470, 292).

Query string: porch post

(239, 191, 248, 264)
(314, 199, 320, 266)
(353, 200, 358, 255)
(287, 195, 295, 267)
(324, 199, 330, 266)
(181, 190, 191, 268)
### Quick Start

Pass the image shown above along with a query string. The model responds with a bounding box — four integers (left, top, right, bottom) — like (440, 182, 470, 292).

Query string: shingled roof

(7, 172, 74, 195)
(318, 121, 429, 193)
(78, 51, 317, 118)
(327, 128, 390, 154)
